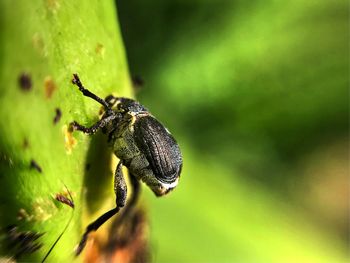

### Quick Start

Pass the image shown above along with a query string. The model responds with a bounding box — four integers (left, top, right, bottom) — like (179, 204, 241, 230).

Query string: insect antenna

(72, 74, 111, 111)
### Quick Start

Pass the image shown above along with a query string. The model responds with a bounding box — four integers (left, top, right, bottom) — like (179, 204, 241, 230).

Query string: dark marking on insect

(85, 163, 91, 171)
(55, 193, 74, 208)
(69, 74, 183, 255)
(5, 225, 44, 259)
(30, 159, 42, 173)
(18, 72, 32, 91)
(53, 108, 62, 125)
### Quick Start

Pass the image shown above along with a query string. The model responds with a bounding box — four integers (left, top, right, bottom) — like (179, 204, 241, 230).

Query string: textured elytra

(133, 116, 182, 184)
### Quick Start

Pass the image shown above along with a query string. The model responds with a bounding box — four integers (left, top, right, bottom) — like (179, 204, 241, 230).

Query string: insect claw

(72, 73, 79, 85)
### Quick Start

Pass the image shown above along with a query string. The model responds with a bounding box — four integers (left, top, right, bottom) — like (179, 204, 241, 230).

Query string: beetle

(69, 74, 183, 255)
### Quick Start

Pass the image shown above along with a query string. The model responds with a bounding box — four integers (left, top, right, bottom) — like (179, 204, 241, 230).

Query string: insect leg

(75, 207, 120, 256)
(114, 161, 127, 207)
(75, 161, 130, 256)
(111, 172, 140, 230)
(72, 74, 111, 110)
(70, 114, 117, 135)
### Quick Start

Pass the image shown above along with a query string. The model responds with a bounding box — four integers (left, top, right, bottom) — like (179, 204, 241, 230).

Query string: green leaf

(0, 0, 131, 261)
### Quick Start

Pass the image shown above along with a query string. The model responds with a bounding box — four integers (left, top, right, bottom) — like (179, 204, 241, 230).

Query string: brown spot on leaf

(55, 193, 74, 208)
(95, 43, 105, 57)
(63, 125, 77, 154)
(17, 208, 33, 221)
(5, 225, 44, 259)
(22, 138, 30, 149)
(32, 33, 45, 56)
(30, 159, 42, 173)
(46, 0, 60, 13)
(18, 72, 32, 91)
(53, 108, 62, 125)
(32, 198, 55, 221)
(44, 76, 57, 99)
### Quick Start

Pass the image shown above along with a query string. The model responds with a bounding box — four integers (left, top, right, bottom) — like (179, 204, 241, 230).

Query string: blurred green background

(116, 0, 349, 262)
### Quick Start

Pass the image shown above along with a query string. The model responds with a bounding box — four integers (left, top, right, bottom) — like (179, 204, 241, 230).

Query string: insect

(70, 74, 183, 255)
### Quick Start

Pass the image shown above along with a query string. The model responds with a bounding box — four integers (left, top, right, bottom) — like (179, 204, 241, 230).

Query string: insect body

(70, 74, 182, 255)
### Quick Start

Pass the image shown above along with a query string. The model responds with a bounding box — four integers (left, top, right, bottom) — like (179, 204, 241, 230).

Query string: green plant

(0, 0, 131, 261)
